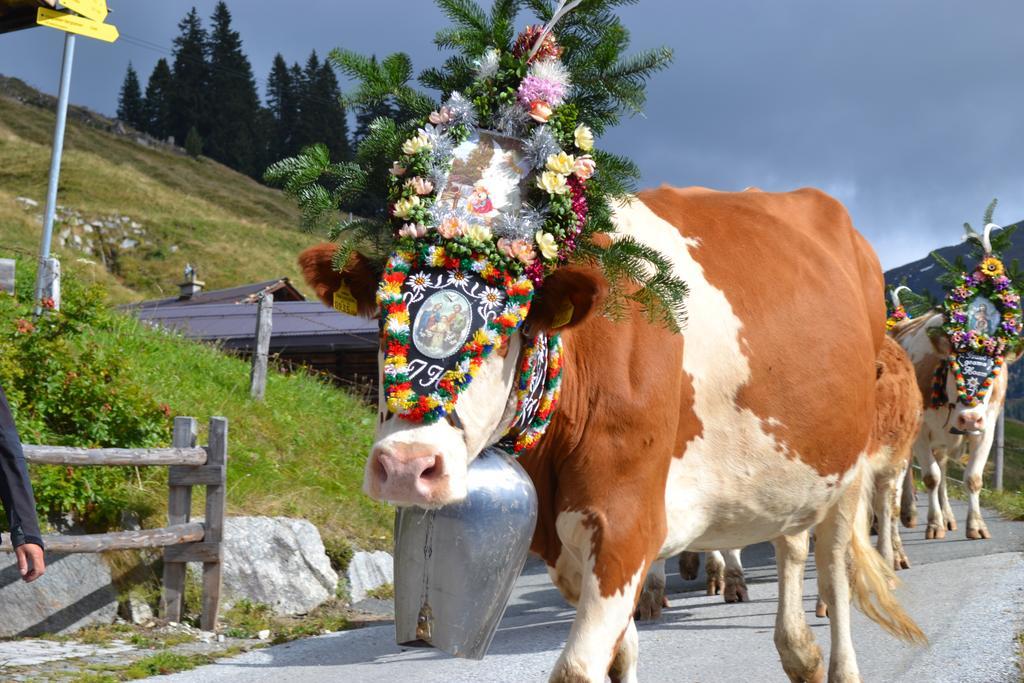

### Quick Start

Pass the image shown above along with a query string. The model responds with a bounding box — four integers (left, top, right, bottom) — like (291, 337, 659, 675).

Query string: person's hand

(15, 543, 44, 582)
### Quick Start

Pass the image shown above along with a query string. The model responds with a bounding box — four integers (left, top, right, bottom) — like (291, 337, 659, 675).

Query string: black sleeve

(0, 384, 44, 549)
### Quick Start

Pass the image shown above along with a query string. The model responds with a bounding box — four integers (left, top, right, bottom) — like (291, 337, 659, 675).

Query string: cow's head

(301, 244, 604, 507)
(925, 317, 1017, 435)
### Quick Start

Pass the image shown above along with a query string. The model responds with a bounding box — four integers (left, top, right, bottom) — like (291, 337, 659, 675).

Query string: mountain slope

(0, 75, 309, 304)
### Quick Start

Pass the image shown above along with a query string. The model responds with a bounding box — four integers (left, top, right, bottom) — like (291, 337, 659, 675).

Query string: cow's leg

(705, 550, 725, 596)
(900, 462, 917, 528)
(920, 446, 947, 540)
(815, 483, 862, 682)
(678, 551, 700, 580)
(964, 433, 995, 540)
(722, 548, 749, 603)
(938, 457, 957, 531)
(635, 559, 667, 621)
(550, 512, 650, 683)
(608, 617, 639, 683)
(773, 530, 825, 683)
(891, 464, 911, 569)
(873, 468, 895, 570)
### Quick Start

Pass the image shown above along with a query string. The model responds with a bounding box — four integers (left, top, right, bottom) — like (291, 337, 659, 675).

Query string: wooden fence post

(161, 416, 197, 622)
(201, 416, 227, 631)
(250, 293, 273, 400)
(994, 408, 1005, 492)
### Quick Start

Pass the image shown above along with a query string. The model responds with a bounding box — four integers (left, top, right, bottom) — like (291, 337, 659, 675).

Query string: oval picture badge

(412, 290, 473, 360)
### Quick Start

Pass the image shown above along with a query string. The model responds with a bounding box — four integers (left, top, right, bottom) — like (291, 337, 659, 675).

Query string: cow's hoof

(815, 600, 828, 619)
(707, 577, 724, 596)
(925, 523, 945, 540)
(901, 511, 917, 529)
(678, 552, 700, 581)
(966, 526, 991, 540)
(894, 552, 911, 570)
(723, 570, 748, 603)
(785, 663, 826, 683)
(945, 517, 958, 531)
(634, 579, 666, 621)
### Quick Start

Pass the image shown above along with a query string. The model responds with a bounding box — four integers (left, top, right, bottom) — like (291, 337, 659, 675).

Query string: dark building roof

(135, 300, 377, 352)
(127, 278, 305, 311)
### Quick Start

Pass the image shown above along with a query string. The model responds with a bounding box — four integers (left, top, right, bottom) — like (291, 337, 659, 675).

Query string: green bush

(0, 259, 172, 530)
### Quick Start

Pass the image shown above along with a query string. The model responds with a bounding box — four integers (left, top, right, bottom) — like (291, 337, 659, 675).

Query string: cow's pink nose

(956, 412, 985, 433)
(368, 446, 447, 504)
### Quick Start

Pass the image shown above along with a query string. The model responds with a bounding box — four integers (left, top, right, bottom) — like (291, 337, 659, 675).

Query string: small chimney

(178, 262, 205, 300)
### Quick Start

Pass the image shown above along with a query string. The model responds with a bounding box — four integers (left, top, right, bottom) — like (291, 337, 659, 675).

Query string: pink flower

(398, 223, 427, 238)
(573, 155, 596, 180)
(517, 75, 567, 108)
(528, 100, 552, 123)
(405, 177, 434, 195)
(429, 107, 452, 125)
(390, 161, 406, 177)
(498, 237, 535, 265)
(437, 216, 465, 239)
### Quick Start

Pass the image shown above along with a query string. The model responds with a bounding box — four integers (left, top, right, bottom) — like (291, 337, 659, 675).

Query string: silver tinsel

(493, 102, 531, 138)
(522, 127, 561, 170)
(444, 92, 477, 129)
(493, 205, 544, 241)
(429, 132, 455, 167)
(474, 48, 500, 80)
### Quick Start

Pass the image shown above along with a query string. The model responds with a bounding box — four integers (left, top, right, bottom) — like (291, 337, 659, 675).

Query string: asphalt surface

(157, 499, 1024, 683)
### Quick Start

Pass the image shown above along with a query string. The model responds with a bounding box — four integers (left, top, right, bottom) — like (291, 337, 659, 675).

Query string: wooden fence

(0, 416, 227, 631)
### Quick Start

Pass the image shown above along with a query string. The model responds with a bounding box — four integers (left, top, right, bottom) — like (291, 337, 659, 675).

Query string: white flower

(402, 132, 432, 156)
(574, 124, 594, 151)
(408, 271, 430, 292)
(480, 286, 504, 310)
(392, 196, 421, 220)
(447, 270, 469, 287)
(528, 59, 571, 91)
(537, 171, 568, 195)
(475, 48, 500, 80)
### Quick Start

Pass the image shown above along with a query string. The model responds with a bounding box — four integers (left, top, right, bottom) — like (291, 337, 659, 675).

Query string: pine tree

(205, 1, 264, 176)
(185, 126, 203, 158)
(292, 51, 323, 152)
(315, 60, 351, 162)
(170, 7, 209, 147)
(266, 53, 299, 160)
(116, 62, 145, 130)
(142, 58, 174, 140)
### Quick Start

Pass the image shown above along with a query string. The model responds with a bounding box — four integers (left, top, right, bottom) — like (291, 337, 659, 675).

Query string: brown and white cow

(302, 185, 925, 682)
(892, 312, 1014, 540)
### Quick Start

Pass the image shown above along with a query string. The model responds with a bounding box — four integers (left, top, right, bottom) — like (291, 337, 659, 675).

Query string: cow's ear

(926, 325, 951, 356)
(298, 243, 379, 318)
(526, 266, 607, 334)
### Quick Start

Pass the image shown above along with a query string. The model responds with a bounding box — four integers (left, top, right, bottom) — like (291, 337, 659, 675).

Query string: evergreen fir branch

(435, 0, 491, 37)
(596, 236, 688, 332)
(930, 250, 958, 276)
(983, 197, 998, 226)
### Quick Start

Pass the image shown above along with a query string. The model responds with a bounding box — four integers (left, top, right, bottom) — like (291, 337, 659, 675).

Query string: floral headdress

(269, 0, 687, 427)
(925, 200, 1023, 406)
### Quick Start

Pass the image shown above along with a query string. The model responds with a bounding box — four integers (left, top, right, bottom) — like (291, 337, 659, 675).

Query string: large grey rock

(347, 551, 393, 603)
(0, 552, 117, 637)
(220, 516, 338, 616)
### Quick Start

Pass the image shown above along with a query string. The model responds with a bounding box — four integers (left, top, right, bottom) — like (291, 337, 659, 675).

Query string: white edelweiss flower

(447, 270, 469, 287)
(480, 286, 504, 310)
(408, 271, 430, 292)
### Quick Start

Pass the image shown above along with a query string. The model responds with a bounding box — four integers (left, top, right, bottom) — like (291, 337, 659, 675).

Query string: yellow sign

(61, 0, 108, 23)
(37, 7, 118, 42)
(333, 286, 359, 316)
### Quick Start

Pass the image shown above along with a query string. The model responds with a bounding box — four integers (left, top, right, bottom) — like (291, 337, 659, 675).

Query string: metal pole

(994, 408, 1004, 492)
(33, 32, 76, 315)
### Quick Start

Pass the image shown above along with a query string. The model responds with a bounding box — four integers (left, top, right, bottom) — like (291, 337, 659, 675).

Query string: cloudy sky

(2, 0, 1021, 269)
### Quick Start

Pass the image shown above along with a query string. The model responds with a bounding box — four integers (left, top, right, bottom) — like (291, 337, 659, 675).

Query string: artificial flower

(429, 107, 452, 126)
(512, 25, 562, 62)
(398, 223, 427, 238)
(438, 215, 466, 239)
(392, 196, 421, 220)
(463, 223, 492, 242)
(528, 100, 553, 123)
(406, 177, 435, 195)
(573, 154, 596, 180)
(408, 271, 430, 292)
(402, 132, 432, 156)
(517, 75, 567, 108)
(980, 257, 1004, 278)
(536, 231, 559, 260)
(475, 47, 500, 79)
(574, 124, 594, 151)
(546, 151, 575, 175)
(537, 170, 569, 195)
(390, 161, 407, 177)
(510, 239, 537, 266)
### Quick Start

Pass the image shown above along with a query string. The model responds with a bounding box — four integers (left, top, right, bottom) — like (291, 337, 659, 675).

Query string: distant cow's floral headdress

(269, 0, 686, 431)
(915, 200, 1024, 407)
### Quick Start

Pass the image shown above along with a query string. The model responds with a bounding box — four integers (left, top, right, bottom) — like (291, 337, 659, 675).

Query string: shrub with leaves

(0, 261, 172, 530)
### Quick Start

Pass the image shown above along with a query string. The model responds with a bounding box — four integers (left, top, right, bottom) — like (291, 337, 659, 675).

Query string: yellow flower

(537, 170, 568, 195)
(574, 124, 594, 151)
(980, 257, 1004, 278)
(401, 132, 432, 156)
(463, 223, 492, 242)
(392, 195, 421, 219)
(546, 151, 576, 175)
(535, 231, 559, 260)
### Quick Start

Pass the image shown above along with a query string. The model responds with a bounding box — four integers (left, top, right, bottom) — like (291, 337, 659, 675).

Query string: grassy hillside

(0, 258, 390, 548)
(0, 83, 310, 304)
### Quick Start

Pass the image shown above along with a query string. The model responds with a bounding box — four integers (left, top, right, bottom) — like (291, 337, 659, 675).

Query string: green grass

(0, 92, 309, 304)
(96, 311, 390, 545)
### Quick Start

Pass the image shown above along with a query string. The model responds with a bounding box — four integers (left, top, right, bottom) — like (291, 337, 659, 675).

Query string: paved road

(159, 500, 1024, 682)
